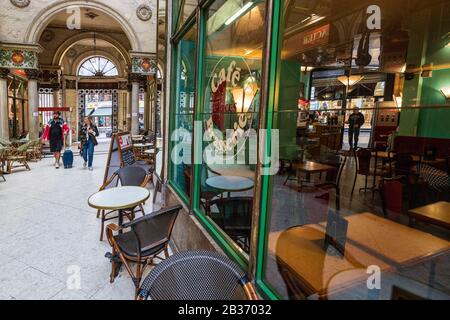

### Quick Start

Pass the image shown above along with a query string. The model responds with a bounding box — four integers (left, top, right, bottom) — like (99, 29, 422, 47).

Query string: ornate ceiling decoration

(10, 0, 30, 8)
(137, 4, 152, 21)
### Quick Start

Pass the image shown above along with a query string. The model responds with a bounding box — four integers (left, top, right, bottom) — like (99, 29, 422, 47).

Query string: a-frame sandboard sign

(102, 132, 136, 188)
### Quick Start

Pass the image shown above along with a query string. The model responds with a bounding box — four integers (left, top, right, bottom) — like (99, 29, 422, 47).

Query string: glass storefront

(7, 74, 28, 139)
(169, 21, 197, 201)
(168, 0, 450, 300)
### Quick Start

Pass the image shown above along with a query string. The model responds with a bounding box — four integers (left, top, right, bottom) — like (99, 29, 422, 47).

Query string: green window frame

(168, 0, 282, 298)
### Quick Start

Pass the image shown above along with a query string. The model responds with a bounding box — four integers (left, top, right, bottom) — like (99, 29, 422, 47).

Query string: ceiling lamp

(440, 87, 450, 102)
(338, 75, 364, 87)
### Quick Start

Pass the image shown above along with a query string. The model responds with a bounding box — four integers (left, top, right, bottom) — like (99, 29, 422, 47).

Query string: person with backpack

(42, 111, 69, 169)
(79, 116, 99, 171)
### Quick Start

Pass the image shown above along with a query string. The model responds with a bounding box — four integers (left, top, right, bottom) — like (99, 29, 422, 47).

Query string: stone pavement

(0, 140, 162, 300)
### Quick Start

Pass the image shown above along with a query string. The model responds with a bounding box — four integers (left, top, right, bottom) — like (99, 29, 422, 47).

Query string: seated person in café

(347, 107, 365, 150)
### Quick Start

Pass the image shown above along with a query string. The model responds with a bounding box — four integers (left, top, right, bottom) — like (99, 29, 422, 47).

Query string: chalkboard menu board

(103, 132, 134, 187)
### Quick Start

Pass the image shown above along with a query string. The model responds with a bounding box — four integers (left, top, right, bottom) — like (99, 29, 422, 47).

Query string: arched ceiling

(38, 7, 132, 75)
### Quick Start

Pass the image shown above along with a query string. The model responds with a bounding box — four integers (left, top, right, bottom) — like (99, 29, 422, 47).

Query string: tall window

(78, 56, 118, 77)
(169, 23, 197, 201)
(197, 0, 267, 255)
(261, 0, 450, 300)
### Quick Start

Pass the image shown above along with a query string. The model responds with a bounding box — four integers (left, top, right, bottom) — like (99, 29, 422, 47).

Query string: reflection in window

(198, 0, 267, 255)
(170, 24, 197, 201)
(78, 56, 118, 77)
(264, 0, 450, 300)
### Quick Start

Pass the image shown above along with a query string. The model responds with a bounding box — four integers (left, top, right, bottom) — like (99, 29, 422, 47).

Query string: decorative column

(117, 81, 128, 132)
(0, 68, 9, 139)
(129, 73, 141, 135)
(25, 69, 40, 140)
(64, 78, 77, 143)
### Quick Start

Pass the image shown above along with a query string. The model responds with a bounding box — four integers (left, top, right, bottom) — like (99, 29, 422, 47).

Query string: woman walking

(80, 116, 99, 171)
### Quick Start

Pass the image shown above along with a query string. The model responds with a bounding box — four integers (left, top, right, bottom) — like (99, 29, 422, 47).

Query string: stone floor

(0, 140, 161, 300)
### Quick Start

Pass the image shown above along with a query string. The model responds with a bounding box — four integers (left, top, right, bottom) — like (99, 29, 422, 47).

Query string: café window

(196, 0, 266, 255)
(259, 0, 450, 300)
(169, 22, 197, 202)
(7, 75, 28, 139)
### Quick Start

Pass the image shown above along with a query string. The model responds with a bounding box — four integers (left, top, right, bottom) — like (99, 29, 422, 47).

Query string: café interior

(170, 0, 450, 300)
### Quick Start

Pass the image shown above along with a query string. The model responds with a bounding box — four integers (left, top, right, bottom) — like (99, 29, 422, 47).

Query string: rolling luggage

(62, 149, 74, 169)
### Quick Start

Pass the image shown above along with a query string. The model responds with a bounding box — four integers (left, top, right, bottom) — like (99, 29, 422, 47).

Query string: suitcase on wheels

(62, 149, 74, 169)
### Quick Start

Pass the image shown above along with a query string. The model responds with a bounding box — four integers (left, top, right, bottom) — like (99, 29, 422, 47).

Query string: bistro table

(292, 161, 334, 190)
(408, 201, 450, 230)
(88, 186, 150, 233)
(372, 151, 446, 165)
(206, 175, 254, 197)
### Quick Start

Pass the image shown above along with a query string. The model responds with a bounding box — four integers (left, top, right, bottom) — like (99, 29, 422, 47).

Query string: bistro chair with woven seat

(97, 165, 152, 241)
(105, 205, 181, 295)
(208, 197, 252, 252)
(137, 250, 258, 300)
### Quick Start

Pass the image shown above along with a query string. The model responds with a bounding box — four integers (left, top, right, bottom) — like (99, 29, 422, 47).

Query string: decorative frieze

(130, 52, 157, 75)
(25, 69, 40, 80)
(0, 43, 42, 70)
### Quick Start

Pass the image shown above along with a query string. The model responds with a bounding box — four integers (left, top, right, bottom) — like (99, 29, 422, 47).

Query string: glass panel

(264, 0, 450, 300)
(170, 24, 197, 200)
(78, 56, 118, 76)
(198, 0, 267, 255)
(85, 93, 113, 138)
(176, 0, 197, 32)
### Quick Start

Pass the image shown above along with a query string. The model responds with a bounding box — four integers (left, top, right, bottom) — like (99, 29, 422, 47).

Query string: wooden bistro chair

(5, 141, 32, 173)
(137, 250, 258, 300)
(97, 165, 152, 241)
(350, 148, 389, 197)
(105, 205, 182, 296)
(315, 154, 347, 211)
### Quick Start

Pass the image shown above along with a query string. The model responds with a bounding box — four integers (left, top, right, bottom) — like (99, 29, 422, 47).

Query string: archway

(26, 0, 140, 51)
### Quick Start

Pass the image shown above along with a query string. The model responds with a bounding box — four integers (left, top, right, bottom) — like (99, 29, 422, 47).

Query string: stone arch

(25, 0, 140, 51)
(53, 32, 132, 69)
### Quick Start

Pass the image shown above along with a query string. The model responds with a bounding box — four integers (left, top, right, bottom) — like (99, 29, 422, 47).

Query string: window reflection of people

(347, 107, 365, 149)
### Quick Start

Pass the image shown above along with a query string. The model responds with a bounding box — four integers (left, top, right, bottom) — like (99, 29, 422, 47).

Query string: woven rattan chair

(5, 141, 32, 173)
(105, 205, 181, 295)
(137, 250, 258, 300)
(0, 146, 6, 182)
(97, 165, 152, 241)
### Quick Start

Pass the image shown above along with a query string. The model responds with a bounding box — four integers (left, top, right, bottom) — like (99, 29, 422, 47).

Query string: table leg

(118, 209, 124, 234)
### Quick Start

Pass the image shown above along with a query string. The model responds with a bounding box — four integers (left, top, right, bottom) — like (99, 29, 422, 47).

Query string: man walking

(42, 111, 69, 169)
(347, 107, 365, 149)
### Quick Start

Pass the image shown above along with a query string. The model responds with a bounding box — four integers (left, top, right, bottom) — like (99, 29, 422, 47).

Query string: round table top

(88, 186, 150, 210)
(134, 143, 153, 148)
(206, 175, 254, 192)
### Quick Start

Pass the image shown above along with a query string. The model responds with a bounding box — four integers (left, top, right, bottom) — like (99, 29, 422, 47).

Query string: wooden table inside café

(88, 186, 150, 229)
(292, 161, 334, 189)
(274, 212, 450, 298)
(408, 201, 450, 230)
